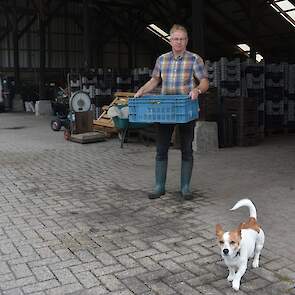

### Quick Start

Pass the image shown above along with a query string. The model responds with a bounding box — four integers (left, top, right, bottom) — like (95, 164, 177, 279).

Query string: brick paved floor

(0, 113, 294, 294)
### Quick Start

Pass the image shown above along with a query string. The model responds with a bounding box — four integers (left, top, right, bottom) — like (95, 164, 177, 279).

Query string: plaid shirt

(152, 50, 208, 95)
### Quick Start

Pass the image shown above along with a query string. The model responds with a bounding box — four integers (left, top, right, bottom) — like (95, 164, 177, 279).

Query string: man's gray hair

(170, 24, 188, 36)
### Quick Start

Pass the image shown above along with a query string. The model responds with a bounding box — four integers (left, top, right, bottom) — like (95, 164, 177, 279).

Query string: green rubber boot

(148, 160, 168, 199)
(180, 160, 193, 200)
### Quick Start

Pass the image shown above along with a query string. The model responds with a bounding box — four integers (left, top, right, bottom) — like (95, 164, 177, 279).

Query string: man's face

(170, 30, 188, 54)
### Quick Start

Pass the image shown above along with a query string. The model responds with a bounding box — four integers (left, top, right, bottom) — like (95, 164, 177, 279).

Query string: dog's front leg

(232, 262, 247, 291)
(227, 266, 235, 282)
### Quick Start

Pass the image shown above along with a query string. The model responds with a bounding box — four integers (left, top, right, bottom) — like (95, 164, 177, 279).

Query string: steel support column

(39, 17, 46, 100)
(249, 3, 257, 61)
(127, 12, 134, 70)
(13, 0, 20, 92)
(192, 0, 205, 57)
(83, 0, 91, 70)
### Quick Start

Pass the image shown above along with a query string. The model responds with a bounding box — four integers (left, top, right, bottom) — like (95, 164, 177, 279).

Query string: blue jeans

(156, 120, 196, 161)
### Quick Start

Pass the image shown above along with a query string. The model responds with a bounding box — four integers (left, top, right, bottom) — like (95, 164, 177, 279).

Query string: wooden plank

(114, 91, 135, 98)
(93, 118, 114, 128)
(93, 124, 117, 137)
(96, 97, 119, 121)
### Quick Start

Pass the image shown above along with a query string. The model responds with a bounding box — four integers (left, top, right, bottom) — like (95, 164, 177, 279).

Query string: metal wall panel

(19, 50, 28, 68)
(30, 19, 39, 32)
(7, 33, 13, 49)
(0, 0, 152, 70)
(30, 33, 40, 50)
(74, 35, 83, 51)
(31, 51, 40, 68)
(68, 52, 83, 68)
(51, 18, 65, 33)
(51, 34, 65, 50)
(19, 35, 27, 50)
(68, 23, 80, 34)
(0, 50, 9, 67)
(51, 52, 64, 68)
(103, 53, 119, 68)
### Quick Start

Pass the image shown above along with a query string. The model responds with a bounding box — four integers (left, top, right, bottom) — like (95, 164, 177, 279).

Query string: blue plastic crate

(128, 95, 199, 123)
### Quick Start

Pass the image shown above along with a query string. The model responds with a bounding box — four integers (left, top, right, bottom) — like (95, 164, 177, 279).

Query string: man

(134, 24, 209, 200)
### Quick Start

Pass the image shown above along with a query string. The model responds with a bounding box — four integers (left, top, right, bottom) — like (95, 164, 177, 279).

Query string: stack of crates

(95, 68, 112, 95)
(218, 58, 241, 147)
(286, 64, 295, 130)
(205, 60, 220, 88)
(115, 69, 132, 92)
(220, 58, 241, 97)
(198, 87, 219, 122)
(223, 96, 259, 146)
(95, 68, 104, 95)
(104, 68, 114, 94)
(243, 62, 265, 137)
(133, 67, 151, 92)
(81, 74, 97, 99)
(68, 73, 81, 93)
(132, 68, 140, 91)
(265, 63, 285, 131)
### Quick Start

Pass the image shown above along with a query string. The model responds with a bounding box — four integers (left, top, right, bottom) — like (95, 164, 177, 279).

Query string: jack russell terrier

(216, 199, 265, 291)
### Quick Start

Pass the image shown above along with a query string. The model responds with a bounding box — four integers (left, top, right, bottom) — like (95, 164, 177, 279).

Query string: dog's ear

(216, 224, 224, 239)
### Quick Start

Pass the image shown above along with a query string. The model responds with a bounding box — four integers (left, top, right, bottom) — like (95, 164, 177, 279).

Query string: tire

(51, 119, 62, 131)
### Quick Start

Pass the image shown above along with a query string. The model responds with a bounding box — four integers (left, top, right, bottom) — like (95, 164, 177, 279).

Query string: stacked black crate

(90, 68, 112, 96)
(0, 76, 15, 112)
(81, 72, 97, 100)
(115, 69, 132, 93)
(205, 60, 220, 89)
(139, 67, 151, 89)
(203, 61, 220, 122)
(0, 76, 3, 112)
(68, 72, 81, 95)
(81, 70, 106, 119)
(198, 87, 219, 122)
(96, 68, 105, 95)
(244, 61, 265, 139)
(265, 63, 285, 133)
(134, 67, 157, 93)
(94, 68, 112, 118)
(132, 68, 140, 92)
(287, 64, 295, 131)
(220, 58, 241, 97)
(223, 96, 259, 146)
(219, 58, 241, 147)
(103, 68, 114, 96)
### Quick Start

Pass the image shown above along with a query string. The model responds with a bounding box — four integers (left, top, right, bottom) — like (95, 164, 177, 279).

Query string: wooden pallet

(92, 92, 135, 135)
(70, 132, 106, 144)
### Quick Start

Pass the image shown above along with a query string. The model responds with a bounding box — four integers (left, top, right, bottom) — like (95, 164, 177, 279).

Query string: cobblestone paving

(0, 114, 294, 294)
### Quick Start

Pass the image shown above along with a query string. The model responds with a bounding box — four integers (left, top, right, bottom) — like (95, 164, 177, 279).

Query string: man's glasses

(171, 37, 187, 42)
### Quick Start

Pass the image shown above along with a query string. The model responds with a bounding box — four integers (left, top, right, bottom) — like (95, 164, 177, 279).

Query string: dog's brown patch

(216, 224, 224, 241)
(240, 217, 261, 233)
(229, 228, 242, 248)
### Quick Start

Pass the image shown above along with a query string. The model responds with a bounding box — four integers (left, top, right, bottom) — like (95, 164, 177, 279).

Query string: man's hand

(189, 88, 201, 100)
(134, 88, 144, 98)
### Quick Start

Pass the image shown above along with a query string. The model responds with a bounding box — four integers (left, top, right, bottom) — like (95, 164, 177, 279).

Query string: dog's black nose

(223, 249, 229, 255)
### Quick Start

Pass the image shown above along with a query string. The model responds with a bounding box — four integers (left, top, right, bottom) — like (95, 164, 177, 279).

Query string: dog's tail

(230, 198, 257, 219)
